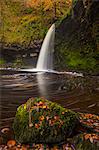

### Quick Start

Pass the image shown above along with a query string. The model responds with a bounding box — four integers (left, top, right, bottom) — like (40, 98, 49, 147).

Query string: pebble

(1, 128, 10, 134)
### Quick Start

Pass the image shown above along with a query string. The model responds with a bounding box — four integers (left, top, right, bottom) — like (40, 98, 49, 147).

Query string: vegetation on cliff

(55, 0, 99, 73)
(0, 0, 72, 68)
(0, 0, 71, 47)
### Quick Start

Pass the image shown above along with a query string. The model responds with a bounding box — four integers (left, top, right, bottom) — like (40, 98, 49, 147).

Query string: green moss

(12, 58, 24, 68)
(0, 58, 6, 65)
(55, 38, 98, 73)
(55, 0, 99, 74)
(67, 52, 96, 70)
(72, 134, 98, 150)
(13, 97, 79, 144)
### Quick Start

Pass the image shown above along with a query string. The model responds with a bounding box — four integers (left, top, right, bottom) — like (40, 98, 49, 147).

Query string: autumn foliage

(1, 0, 72, 46)
(26, 0, 72, 17)
(26, 0, 72, 10)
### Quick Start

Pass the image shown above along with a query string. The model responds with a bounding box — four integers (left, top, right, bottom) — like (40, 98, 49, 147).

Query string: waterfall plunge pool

(0, 70, 99, 129)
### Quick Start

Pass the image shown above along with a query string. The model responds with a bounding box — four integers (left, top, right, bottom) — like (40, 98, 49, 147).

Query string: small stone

(1, 128, 14, 141)
(17, 145, 21, 148)
(1, 128, 10, 134)
(0, 145, 6, 150)
(29, 123, 33, 127)
(3, 145, 8, 150)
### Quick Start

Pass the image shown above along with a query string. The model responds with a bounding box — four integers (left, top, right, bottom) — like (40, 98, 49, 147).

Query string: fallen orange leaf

(39, 101, 44, 106)
(21, 146, 28, 150)
(43, 105, 48, 109)
(92, 135, 99, 140)
(84, 134, 91, 140)
(7, 140, 16, 148)
(39, 115, 44, 121)
(35, 123, 40, 128)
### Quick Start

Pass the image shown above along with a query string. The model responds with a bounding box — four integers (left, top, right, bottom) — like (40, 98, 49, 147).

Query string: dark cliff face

(57, 0, 98, 42)
(55, 0, 99, 74)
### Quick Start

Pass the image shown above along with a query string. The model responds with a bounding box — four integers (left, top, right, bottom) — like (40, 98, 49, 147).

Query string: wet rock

(13, 97, 79, 144)
(94, 88, 99, 92)
(1, 128, 10, 134)
(0, 128, 14, 144)
(58, 85, 67, 91)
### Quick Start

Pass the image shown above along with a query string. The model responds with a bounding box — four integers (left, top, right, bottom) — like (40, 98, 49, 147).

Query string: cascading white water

(36, 24, 55, 70)
(20, 24, 56, 73)
(19, 23, 83, 76)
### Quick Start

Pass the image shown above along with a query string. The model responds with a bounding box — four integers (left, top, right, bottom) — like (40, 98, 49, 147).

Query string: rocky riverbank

(0, 97, 99, 150)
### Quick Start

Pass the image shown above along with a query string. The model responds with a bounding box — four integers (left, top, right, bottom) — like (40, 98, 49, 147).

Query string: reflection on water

(0, 71, 99, 129)
(37, 74, 49, 98)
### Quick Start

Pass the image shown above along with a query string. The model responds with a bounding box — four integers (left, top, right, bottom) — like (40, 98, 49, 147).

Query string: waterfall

(6, 23, 83, 76)
(19, 23, 83, 77)
(36, 24, 55, 70)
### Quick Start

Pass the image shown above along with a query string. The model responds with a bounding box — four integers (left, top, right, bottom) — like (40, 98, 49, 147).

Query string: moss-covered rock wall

(55, 0, 99, 74)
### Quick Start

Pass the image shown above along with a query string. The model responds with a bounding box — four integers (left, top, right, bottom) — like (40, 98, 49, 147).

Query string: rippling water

(0, 70, 99, 129)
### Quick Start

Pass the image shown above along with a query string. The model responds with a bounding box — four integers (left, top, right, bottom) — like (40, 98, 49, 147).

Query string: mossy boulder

(13, 97, 79, 144)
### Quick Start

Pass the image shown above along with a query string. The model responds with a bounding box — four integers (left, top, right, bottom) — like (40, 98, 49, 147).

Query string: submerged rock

(13, 97, 79, 144)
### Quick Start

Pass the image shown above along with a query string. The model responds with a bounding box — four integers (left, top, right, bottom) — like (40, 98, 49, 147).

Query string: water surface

(0, 70, 99, 129)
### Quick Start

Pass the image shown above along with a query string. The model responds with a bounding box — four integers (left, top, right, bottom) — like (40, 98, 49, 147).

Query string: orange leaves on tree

(26, 0, 40, 8)
(43, 0, 53, 11)
(25, 0, 72, 14)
